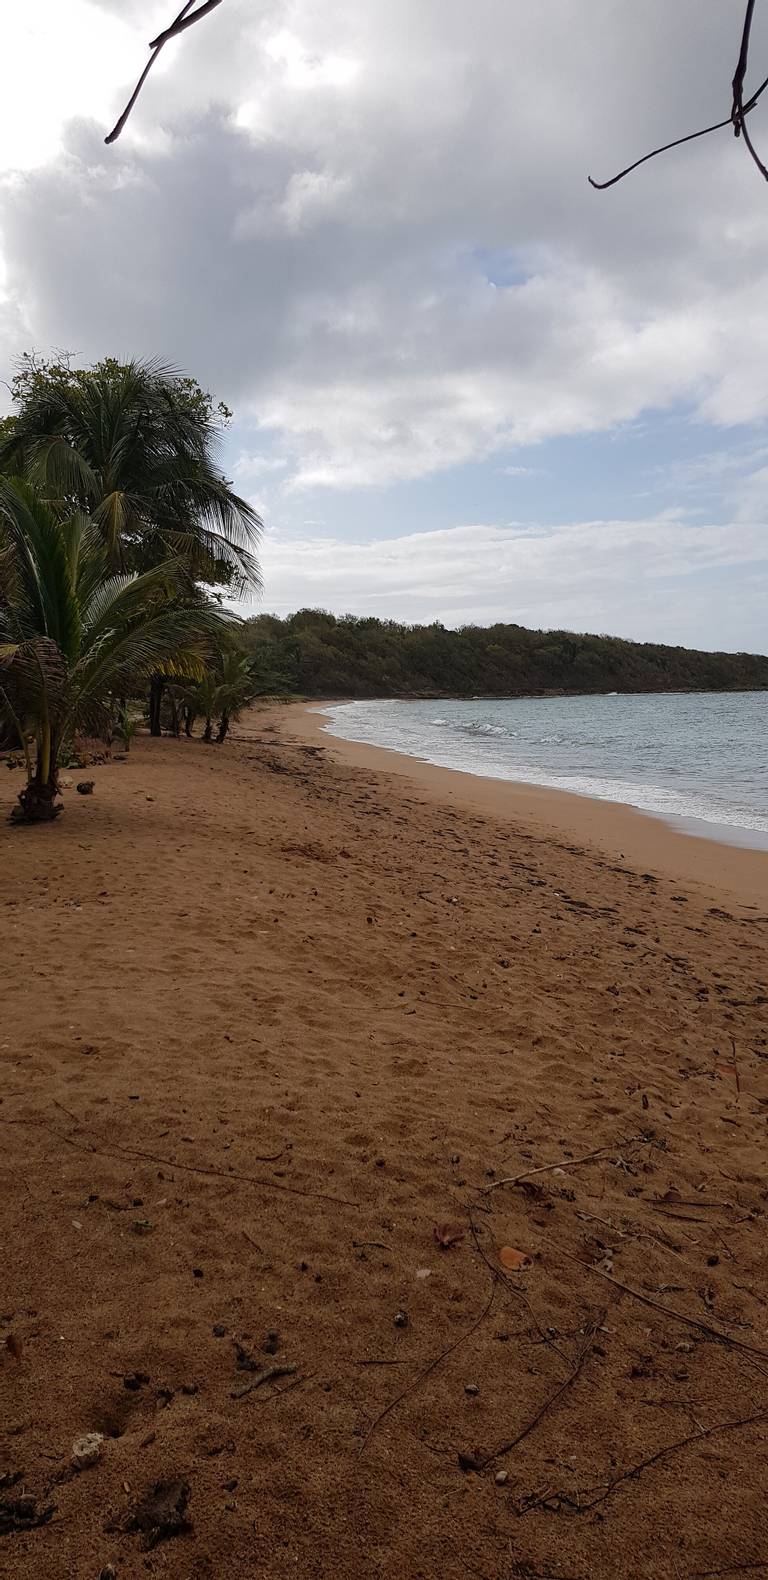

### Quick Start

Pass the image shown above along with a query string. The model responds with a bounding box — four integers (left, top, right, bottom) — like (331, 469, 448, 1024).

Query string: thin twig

(52, 1098, 80, 1127)
(590, 0, 768, 193)
(231, 1363, 297, 1399)
(149, 0, 225, 48)
(588, 115, 737, 190)
(353, 1358, 403, 1366)
(467, 1202, 569, 1363)
(105, 0, 226, 145)
(694, 1561, 768, 1577)
(0, 1117, 357, 1208)
(730, 0, 768, 179)
(731, 1037, 742, 1102)
(358, 1279, 496, 1456)
(527, 1410, 768, 1515)
(458, 1328, 595, 1472)
(480, 1138, 646, 1196)
(568, 1257, 768, 1362)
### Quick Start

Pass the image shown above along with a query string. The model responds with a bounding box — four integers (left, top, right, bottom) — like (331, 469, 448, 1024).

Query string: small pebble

(494, 1470, 508, 1486)
(192, 1268, 204, 1278)
(464, 1384, 480, 1396)
(71, 1432, 104, 1471)
(223, 1478, 238, 1492)
(212, 1323, 227, 1338)
(394, 1310, 409, 1328)
(99, 1567, 117, 1580)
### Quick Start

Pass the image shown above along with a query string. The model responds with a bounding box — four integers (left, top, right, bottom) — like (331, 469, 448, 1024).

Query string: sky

(1, 1, 767, 651)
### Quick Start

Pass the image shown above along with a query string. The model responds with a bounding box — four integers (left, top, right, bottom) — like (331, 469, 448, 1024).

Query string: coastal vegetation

(240, 609, 768, 700)
(2, 355, 765, 825)
(0, 356, 261, 820)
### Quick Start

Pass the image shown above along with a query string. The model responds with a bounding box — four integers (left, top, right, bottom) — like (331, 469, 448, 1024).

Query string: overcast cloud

(1, 1, 767, 647)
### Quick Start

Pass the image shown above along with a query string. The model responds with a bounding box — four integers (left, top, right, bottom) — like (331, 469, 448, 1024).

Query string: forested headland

(241, 609, 768, 699)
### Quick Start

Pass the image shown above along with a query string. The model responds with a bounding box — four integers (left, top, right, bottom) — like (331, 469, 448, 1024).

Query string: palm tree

(0, 359, 262, 590)
(179, 647, 262, 742)
(0, 359, 262, 737)
(0, 476, 235, 822)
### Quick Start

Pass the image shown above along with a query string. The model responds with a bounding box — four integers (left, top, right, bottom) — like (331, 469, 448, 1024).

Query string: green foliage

(0, 476, 235, 817)
(0, 354, 260, 594)
(180, 643, 264, 741)
(239, 609, 768, 699)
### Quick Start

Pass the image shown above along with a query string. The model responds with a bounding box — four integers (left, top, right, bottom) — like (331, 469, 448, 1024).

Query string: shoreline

(289, 701, 768, 911)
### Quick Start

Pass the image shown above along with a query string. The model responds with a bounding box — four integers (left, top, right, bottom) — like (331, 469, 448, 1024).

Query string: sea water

(316, 692, 768, 848)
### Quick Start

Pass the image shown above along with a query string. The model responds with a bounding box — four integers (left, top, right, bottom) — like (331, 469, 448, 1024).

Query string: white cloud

(3, 1, 768, 494)
(233, 453, 289, 480)
(1, 0, 768, 654)
(257, 514, 768, 649)
(0, 2, 132, 173)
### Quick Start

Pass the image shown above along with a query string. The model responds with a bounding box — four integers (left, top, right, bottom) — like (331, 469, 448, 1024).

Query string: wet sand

(297, 701, 768, 911)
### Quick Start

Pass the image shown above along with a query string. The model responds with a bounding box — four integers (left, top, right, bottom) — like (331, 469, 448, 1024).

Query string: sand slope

(1, 708, 767, 1579)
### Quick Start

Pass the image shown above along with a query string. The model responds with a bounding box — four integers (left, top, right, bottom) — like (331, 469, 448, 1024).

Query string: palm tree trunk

(184, 707, 194, 738)
(168, 692, 180, 738)
(203, 716, 213, 743)
(149, 676, 164, 736)
(217, 710, 230, 744)
(11, 728, 61, 822)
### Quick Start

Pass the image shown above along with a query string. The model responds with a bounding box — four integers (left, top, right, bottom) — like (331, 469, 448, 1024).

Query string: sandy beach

(2, 702, 767, 1580)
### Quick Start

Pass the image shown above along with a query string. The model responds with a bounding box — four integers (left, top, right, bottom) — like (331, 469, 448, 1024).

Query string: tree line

(241, 609, 768, 700)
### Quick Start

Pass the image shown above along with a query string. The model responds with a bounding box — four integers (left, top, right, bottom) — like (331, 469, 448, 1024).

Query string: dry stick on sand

(695, 1562, 768, 1577)
(480, 1138, 648, 1197)
(232, 1364, 298, 1400)
(458, 1328, 596, 1473)
(523, 1409, 768, 1516)
(0, 1117, 357, 1209)
(358, 1280, 497, 1457)
(566, 1255, 768, 1364)
(467, 1203, 569, 1363)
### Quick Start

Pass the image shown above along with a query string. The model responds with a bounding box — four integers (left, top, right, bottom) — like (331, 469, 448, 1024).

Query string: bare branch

(731, 0, 768, 179)
(588, 116, 736, 191)
(590, 0, 768, 190)
(105, 0, 225, 146)
(149, 0, 225, 50)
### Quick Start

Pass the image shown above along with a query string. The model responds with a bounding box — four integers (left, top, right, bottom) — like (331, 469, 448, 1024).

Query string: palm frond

(0, 477, 81, 662)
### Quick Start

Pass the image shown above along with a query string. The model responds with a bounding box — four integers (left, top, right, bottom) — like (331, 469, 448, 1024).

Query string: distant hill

(241, 609, 768, 699)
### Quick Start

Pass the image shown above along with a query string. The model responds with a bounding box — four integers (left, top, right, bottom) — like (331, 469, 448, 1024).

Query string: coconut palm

(0, 357, 262, 593)
(0, 476, 235, 821)
(180, 647, 261, 743)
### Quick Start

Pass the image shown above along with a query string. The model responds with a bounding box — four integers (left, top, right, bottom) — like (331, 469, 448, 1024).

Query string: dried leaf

(499, 1245, 532, 1271)
(433, 1222, 464, 1250)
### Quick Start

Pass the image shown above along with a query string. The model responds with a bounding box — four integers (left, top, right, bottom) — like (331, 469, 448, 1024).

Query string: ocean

(315, 691, 768, 848)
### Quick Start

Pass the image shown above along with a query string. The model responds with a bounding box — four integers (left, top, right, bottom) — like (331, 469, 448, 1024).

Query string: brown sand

(1, 703, 767, 1580)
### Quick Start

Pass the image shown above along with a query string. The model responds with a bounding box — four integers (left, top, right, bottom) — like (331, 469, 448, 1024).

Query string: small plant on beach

(0, 476, 234, 822)
(116, 705, 141, 752)
(180, 646, 262, 743)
